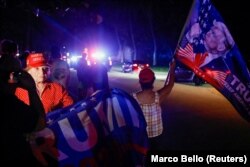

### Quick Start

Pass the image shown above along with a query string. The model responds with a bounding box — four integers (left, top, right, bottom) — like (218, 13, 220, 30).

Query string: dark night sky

(1, 0, 249, 65)
(212, 1, 250, 61)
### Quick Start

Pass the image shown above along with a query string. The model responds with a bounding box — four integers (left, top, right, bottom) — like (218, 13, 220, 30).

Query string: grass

(113, 62, 169, 72)
(151, 66, 169, 72)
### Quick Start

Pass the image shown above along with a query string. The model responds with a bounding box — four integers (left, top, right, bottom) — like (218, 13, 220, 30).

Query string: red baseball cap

(139, 68, 155, 83)
(26, 53, 48, 68)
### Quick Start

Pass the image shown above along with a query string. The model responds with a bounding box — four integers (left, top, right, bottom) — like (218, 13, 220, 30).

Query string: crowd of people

(0, 38, 175, 165)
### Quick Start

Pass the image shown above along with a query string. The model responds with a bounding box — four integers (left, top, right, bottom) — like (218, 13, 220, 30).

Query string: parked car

(122, 61, 133, 73)
(174, 61, 205, 86)
(122, 60, 150, 73)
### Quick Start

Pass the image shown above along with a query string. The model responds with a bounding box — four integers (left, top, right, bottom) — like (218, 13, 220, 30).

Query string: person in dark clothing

(75, 56, 92, 99)
(19, 50, 30, 68)
(0, 39, 18, 58)
(1, 91, 40, 164)
(0, 49, 46, 165)
(77, 63, 109, 99)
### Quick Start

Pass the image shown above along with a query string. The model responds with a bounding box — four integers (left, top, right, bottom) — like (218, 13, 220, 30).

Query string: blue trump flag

(175, 0, 250, 121)
(30, 88, 149, 166)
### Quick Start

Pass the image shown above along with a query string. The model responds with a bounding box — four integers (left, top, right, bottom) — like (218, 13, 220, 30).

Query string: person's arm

(14, 70, 46, 131)
(158, 59, 176, 98)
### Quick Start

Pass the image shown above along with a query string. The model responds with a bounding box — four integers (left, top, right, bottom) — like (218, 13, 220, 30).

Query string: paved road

(108, 67, 250, 150)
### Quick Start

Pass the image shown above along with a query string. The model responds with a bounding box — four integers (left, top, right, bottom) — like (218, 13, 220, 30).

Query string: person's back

(132, 60, 175, 150)
(0, 39, 21, 93)
(133, 90, 163, 138)
(0, 39, 18, 58)
(0, 92, 38, 164)
(75, 58, 93, 99)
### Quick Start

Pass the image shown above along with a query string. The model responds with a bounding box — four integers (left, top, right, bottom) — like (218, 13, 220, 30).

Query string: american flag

(180, 0, 227, 53)
(198, 0, 215, 36)
(175, 0, 250, 122)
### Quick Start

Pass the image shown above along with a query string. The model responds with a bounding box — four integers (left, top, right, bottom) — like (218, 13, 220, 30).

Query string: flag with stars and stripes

(175, 0, 250, 122)
(30, 88, 148, 167)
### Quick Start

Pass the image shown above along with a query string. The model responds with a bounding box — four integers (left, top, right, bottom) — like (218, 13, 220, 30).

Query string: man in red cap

(15, 53, 74, 114)
(132, 60, 175, 150)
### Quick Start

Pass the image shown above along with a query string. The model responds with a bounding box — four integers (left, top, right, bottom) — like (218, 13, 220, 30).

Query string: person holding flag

(132, 60, 175, 150)
(175, 0, 250, 121)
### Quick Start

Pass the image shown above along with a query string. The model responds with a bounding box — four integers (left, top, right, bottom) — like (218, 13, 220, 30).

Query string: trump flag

(175, 0, 250, 121)
(30, 88, 148, 166)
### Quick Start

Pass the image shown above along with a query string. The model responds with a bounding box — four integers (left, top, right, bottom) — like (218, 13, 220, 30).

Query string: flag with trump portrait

(175, 0, 250, 121)
(30, 88, 149, 167)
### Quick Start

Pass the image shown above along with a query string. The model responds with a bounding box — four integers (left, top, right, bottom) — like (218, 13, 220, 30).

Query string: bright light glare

(70, 55, 81, 62)
(92, 51, 105, 60)
(133, 64, 138, 67)
(87, 60, 91, 66)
